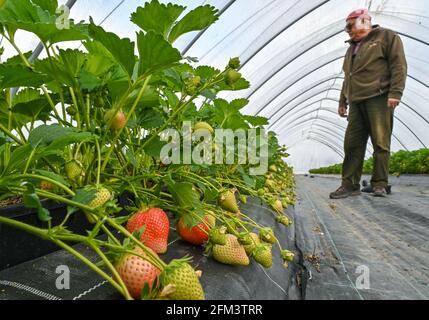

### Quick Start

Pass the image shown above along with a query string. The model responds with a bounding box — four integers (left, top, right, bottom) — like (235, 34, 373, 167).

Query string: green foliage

(168, 5, 219, 43)
(309, 149, 429, 175)
(137, 31, 182, 76)
(0, 0, 88, 44)
(130, 0, 218, 44)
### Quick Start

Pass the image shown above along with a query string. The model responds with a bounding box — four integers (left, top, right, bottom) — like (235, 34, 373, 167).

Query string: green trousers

(342, 93, 394, 189)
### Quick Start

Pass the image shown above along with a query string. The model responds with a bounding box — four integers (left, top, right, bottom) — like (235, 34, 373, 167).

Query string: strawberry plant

(0, 0, 297, 300)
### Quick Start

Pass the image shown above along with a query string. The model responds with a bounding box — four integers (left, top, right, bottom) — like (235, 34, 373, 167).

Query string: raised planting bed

(0, 198, 303, 300)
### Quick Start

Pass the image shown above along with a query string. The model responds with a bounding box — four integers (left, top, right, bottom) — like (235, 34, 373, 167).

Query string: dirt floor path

(294, 174, 429, 300)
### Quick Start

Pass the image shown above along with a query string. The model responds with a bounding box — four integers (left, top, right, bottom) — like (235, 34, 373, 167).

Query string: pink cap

(346, 8, 372, 21)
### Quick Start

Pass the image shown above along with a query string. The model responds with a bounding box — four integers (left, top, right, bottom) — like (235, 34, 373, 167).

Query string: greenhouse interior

(0, 0, 428, 303)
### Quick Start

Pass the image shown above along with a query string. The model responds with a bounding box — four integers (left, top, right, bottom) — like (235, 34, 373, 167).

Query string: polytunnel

(0, 0, 428, 303)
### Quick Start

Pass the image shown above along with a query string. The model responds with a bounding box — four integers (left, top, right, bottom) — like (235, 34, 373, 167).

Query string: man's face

(345, 18, 357, 39)
(345, 18, 370, 41)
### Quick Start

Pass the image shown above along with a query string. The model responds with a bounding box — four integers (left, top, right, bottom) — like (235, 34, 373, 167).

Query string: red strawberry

(127, 208, 170, 254)
(115, 246, 161, 299)
(176, 215, 213, 246)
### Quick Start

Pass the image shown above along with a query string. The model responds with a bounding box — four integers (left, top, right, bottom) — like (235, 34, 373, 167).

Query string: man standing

(330, 9, 407, 199)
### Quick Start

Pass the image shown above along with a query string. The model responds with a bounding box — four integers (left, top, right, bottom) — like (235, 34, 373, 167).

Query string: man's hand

(387, 98, 400, 109)
(338, 104, 348, 118)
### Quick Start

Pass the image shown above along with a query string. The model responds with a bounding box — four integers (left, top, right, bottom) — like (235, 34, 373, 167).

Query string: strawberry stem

(95, 138, 101, 185)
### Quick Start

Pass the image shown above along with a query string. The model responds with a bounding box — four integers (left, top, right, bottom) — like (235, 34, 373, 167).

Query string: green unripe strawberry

(161, 260, 205, 300)
(190, 76, 201, 87)
(276, 215, 292, 226)
(265, 179, 275, 189)
(269, 164, 278, 172)
(66, 106, 77, 115)
(225, 70, 241, 86)
(259, 228, 276, 244)
(271, 199, 283, 214)
(65, 160, 84, 181)
(104, 109, 126, 130)
(281, 200, 288, 209)
(239, 195, 247, 204)
(228, 57, 241, 69)
(257, 189, 265, 197)
(218, 189, 239, 213)
(252, 244, 273, 268)
(95, 96, 105, 108)
(194, 121, 214, 134)
(282, 195, 291, 203)
(84, 187, 112, 224)
(212, 234, 249, 266)
(281, 249, 295, 262)
(243, 232, 260, 255)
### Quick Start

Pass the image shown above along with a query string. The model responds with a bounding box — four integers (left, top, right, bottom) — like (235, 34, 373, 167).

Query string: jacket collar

(345, 25, 381, 45)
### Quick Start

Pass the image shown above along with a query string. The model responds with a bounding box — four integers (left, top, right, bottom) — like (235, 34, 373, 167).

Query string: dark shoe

(362, 185, 392, 194)
(351, 186, 361, 196)
(361, 185, 374, 193)
(373, 186, 387, 197)
(330, 186, 359, 199)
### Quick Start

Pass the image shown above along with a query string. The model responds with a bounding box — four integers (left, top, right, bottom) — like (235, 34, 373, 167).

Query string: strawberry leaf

(167, 181, 201, 210)
(168, 5, 219, 43)
(195, 65, 219, 80)
(23, 184, 51, 222)
(142, 135, 166, 158)
(213, 99, 249, 130)
(71, 188, 97, 206)
(78, 69, 101, 91)
(3, 143, 32, 174)
(0, 64, 48, 89)
(137, 109, 164, 129)
(31, 0, 58, 15)
(12, 88, 51, 121)
(137, 31, 182, 77)
(243, 115, 269, 127)
(88, 23, 135, 78)
(28, 125, 93, 149)
(34, 49, 87, 87)
(0, 0, 88, 44)
(131, 0, 185, 39)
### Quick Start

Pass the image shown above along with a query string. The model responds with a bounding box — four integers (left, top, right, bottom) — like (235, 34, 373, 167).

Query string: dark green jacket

(340, 25, 407, 105)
